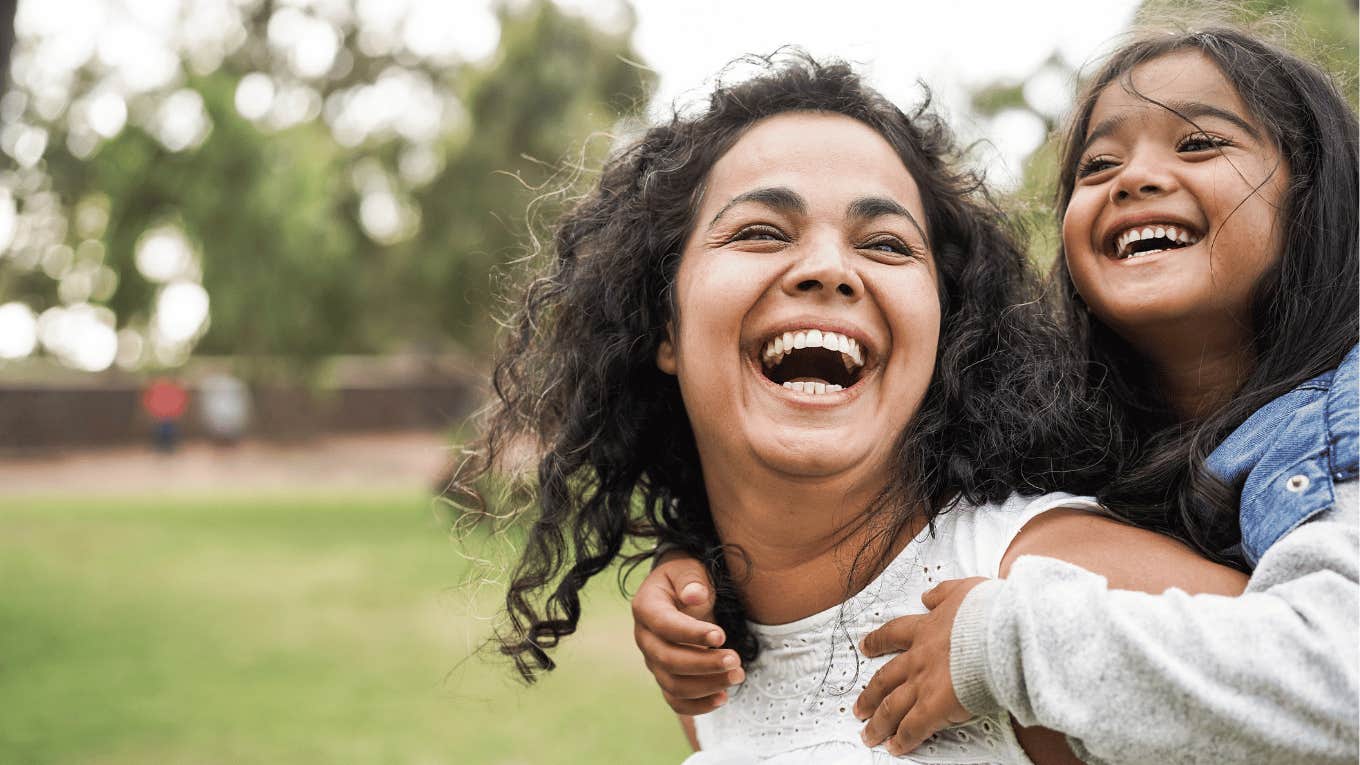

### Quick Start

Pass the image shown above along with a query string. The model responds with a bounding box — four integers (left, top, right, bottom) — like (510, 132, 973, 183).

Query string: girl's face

(656, 112, 940, 485)
(1062, 50, 1288, 345)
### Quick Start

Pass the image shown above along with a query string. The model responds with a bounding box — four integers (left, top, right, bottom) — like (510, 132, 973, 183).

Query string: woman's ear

(656, 324, 677, 375)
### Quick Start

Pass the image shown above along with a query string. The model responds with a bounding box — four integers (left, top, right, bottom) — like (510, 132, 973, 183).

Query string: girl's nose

(1111, 152, 1177, 203)
(781, 237, 863, 299)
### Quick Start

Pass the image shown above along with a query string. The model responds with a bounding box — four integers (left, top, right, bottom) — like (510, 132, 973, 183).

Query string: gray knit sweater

(949, 481, 1359, 764)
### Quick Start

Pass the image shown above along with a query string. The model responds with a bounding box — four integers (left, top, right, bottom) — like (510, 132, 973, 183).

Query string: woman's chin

(748, 433, 882, 481)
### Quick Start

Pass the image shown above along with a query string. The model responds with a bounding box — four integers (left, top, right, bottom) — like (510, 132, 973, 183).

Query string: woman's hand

(854, 577, 985, 754)
(633, 553, 745, 715)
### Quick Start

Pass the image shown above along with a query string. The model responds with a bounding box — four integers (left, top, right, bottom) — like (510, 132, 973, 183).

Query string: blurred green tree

(0, 0, 652, 377)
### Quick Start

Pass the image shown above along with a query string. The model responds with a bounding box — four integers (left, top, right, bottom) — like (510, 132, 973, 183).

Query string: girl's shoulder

(1210, 345, 1358, 565)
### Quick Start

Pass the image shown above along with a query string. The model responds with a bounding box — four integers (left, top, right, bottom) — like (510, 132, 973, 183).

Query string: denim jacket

(1206, 345, 1358, 567)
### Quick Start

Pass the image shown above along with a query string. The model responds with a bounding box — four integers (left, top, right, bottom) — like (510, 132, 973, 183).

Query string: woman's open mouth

(757, 328, 867, 395)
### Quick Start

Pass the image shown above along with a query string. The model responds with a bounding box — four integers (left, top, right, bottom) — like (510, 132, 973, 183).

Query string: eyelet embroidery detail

(696, 537, 1016, 762)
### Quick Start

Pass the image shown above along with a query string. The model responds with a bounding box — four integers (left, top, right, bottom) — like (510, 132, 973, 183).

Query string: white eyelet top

(685, 492, 1100, 765)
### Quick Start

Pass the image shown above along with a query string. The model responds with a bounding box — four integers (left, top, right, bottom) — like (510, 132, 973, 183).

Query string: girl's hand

(854, 577, 985, 754)
(632, 553, 745, 715)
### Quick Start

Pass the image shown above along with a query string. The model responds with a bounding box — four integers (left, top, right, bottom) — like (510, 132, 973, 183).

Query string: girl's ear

(656, 324, 677, 375)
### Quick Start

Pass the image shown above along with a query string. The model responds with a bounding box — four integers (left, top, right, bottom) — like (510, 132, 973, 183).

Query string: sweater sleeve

(948, 481, 1359, 765)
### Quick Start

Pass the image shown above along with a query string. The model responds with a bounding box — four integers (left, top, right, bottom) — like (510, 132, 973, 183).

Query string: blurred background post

(0, 1, 1352, 763)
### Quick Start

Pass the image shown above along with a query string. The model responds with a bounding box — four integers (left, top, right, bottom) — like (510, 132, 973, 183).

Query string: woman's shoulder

(937, 490, 1104, 532)
(925, 491, 1103, 579)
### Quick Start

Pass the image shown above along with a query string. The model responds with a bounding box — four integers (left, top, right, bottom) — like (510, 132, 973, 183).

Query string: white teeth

(1113, 223, 1203, 259)
(781, 381, 844, 395)
(761, 329, 867, 373)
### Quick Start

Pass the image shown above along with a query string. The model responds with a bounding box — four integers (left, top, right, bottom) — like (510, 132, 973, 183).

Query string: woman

(457, 55, 1241, 763)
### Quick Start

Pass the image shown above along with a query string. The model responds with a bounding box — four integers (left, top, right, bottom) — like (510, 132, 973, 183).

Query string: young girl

(635, 27, 1359, 763)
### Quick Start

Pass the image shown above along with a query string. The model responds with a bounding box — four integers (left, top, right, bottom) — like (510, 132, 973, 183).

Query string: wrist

(949, 578, 1005, 716)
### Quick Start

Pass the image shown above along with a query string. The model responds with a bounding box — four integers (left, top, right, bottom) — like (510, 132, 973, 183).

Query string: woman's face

(1062, 50, 1288, 345)
(657, 112, 940, 485)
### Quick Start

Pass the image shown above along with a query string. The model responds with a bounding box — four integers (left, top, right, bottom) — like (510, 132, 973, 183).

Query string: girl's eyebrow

(1165, 99, 1262, 140)
(1082, 98, 1263, 153)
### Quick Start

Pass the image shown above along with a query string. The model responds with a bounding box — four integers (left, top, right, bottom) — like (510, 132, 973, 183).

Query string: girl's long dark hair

(458, 53, 1113, 681)
(1053, 28, 1359, 561)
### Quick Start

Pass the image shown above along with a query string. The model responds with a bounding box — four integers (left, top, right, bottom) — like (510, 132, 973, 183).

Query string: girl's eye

(1177, 133, 1231, 153)
(1076, 156, 1118, 178)
(729, 224, 787, 243)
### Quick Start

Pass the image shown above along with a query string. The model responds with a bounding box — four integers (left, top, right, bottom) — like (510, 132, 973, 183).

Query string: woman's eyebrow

(847, 196, 928, 245)
(707, 186, 806, 228)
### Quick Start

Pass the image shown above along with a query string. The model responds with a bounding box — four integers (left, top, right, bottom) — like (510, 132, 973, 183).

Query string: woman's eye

(859, 237, 915, 258)
(729, 224, 787, 243)
(1177, 133, 1231, 153)
(1076, 156, 1118, 178)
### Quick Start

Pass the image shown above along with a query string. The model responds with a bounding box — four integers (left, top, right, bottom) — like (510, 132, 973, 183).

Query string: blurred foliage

(972, 0, 1358, 268)
(1, 0, 653, 378)
(2, 0, 1351, 376)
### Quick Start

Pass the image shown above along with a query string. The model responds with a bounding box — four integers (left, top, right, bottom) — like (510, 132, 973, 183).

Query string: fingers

(636, 626, 741, 678)
(860, 682, 916, 748)
(854, 653, 910, 721)
(922, 576, 986, 610)
(632, 575, 725, 648)
(658, 555, 718, 618)
(860, 614, 920, 658)
(655, 666, 744, 700)
(664, 689, 729, 716)
(920, 581, 948, 610)
(884, 703, 947, 756)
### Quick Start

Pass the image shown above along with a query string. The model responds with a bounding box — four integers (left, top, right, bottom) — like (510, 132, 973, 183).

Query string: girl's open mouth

(1107, 223, 1203, 260)
(757, 328, 867, 395)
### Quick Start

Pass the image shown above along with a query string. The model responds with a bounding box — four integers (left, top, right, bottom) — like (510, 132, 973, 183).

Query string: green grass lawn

(0, 492, 691, 764)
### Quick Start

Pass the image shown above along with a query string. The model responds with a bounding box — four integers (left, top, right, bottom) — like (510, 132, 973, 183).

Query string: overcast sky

(617, 0, 1143, 185)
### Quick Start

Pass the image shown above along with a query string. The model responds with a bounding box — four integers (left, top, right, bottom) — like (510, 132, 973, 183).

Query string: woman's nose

(781, 237, 862, 299)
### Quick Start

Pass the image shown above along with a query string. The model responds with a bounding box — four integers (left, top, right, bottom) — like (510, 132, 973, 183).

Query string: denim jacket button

(1286, 474, 1310, 492)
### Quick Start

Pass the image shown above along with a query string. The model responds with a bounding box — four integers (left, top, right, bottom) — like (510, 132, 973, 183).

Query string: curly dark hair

(457, 53, 1114, 681)
(1051, 27, 1359, 562)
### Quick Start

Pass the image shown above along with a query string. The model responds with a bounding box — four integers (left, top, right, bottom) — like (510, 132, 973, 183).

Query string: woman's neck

(702, 469, 920, 625)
